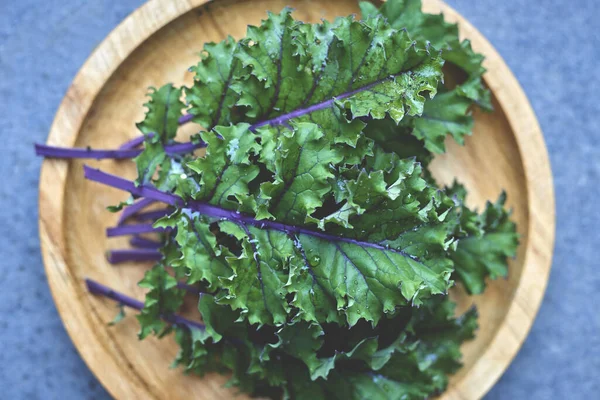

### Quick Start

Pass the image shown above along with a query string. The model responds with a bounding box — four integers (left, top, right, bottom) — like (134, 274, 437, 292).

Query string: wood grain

(38, 0, 555, 399)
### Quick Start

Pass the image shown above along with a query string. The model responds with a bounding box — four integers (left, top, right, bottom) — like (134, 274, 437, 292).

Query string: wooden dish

(38, 0, 555, 399)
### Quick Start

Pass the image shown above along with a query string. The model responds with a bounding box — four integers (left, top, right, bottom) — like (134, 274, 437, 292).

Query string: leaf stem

(118, 134, 153, 150)
(106, 223, 167, 237)
(117, 198, 156, 225)
(85, 278, 205, 330)
(85, 166, 419, 258)
(129, 235, 162, 249)
(134, 209, 171, 222)
(176, 282, 202, 293)
(34, 141, 204, 160)
(107, 249, 163, 264)
(178, 113, 194, 125)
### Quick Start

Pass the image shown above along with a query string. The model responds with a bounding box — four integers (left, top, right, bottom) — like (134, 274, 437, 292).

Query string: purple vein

(106, 223, 167, 237)
(117, 198, 156, 225)
(85, 279, 205, 330)
(85, 166, 419, 259)
(35, 141, 204, 160)
(107, 249, 162, 264)
(249, 74, 395, 130)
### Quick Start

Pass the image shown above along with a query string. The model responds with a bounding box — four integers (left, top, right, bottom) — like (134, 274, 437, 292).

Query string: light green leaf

(411, 87, 475, 153)
(106, 195, 134, 212)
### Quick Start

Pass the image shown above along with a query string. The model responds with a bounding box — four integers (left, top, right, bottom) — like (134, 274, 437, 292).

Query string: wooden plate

(38, 0, 555, 399)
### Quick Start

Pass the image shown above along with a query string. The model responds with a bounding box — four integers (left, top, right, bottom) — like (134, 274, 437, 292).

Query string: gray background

(1, 0, 598, 398)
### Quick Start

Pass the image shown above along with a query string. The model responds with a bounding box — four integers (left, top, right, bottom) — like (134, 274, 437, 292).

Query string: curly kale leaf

(360, 0, 491, 153)
(136, 266, 186, 339)
(186, 37, 242, 129)
(185, 9, 443, 140)
(448, 184, 519, 294)
(277, 296, 477, 399)
(133, 84, 188, 185)
(322, 298, 477, 399)
(149, 122, 458, 327)
(165, 291, 475, 399)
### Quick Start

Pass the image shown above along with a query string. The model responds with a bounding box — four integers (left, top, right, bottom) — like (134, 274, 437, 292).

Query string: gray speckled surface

(1, 0, 598, 398)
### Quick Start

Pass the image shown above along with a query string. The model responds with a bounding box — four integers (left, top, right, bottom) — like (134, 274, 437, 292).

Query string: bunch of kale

(39, 1, 518, 398)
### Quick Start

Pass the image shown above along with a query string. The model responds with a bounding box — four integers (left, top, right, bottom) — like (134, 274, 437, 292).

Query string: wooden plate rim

(38, 0, 555, 399)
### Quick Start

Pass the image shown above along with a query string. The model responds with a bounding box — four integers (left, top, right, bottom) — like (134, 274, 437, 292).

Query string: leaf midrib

(86, 167, 432, 266)
(249, 67, 418, 131)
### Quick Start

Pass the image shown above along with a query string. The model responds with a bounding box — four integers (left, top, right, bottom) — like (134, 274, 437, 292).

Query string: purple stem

(129, 235, 162, 249)
(118, 134, 154, 150)
(40, 87, 370, 161)
(85, 279, 205, 330)
(34, 141, 204, 160)
(248, 76, 398, 130)
(117, 198, 156, 225)
(84, 166, 416, 257)
(250, 98, 337, 130)
(186, 74, 400, 133)
(164, 142, 204, 154)
(36, 144, 140, 159)
(177, 282, 201, 293)
(106, 223, 167, 237)
(135, 209, 171, 222)
(107, 249, 162, 264)
(178, 113, 194, 125)
(85, 166, 182, 206)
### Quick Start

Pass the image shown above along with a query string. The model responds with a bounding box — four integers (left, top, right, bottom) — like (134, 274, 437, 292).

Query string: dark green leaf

(451, 190, 519, 294)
